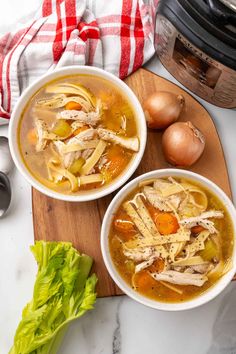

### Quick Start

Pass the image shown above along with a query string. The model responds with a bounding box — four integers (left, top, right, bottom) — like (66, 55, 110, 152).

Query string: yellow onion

(162, 121, 205, 167)
(143, 91, 185, 129)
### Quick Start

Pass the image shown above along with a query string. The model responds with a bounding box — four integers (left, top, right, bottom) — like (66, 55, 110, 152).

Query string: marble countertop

(1, 3, 236, 354)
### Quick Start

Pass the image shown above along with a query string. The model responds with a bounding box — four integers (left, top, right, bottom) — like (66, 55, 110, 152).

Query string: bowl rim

(9, 65, 147, 202)
(101, 168, 236, 311)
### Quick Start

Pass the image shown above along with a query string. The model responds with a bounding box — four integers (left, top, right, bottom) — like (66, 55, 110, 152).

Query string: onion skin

(162, 121, 205, 167)
(143, 91, 185, 130)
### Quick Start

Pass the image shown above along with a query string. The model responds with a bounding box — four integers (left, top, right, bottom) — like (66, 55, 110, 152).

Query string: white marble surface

(1, 3, 236, 354)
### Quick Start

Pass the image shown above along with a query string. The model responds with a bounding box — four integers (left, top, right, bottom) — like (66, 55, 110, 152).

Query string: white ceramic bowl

(9, 66, 146, 202)
(101, 168, 236, 311)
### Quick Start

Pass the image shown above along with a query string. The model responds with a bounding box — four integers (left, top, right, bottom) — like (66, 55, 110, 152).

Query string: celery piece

(200, 239, 218, 261)
(9, 241, 97, 354)
(52, 120, 71, 137)
(68, 157, 85, 175)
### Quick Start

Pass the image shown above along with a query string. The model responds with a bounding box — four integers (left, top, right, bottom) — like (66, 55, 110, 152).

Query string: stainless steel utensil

(0, 172, 11, 217)
(0, 136, 13, 217)
(0, 136, 14, 174)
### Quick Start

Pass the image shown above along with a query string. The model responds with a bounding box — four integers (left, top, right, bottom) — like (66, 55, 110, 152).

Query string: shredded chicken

(198, 210, 224, 219)
(184, 268, 195, 274)
(57, 109, 100, 126)
(71, 121, 84, 131)
(151, 270, 208, 287)
(172, 261, 214, 274)
(81, 149, 94, 160)
(143, 186, 173, 212)
(179, 211, 223, 234)
(135, 256, 157, 273)
(54, 128, 96, 168)
(97, 128, 139, 152)
(123, 247, 154, 262)
(53, 140, 80, 168)
(172, 266, 183, 272)
(168, 195, 182, 210)
(35, 119, 48, 152)
(191, 263, 214, 274)
(72, 128, 97, 142)
(153, 178, 174, 192)
(97, 155, 108, 170)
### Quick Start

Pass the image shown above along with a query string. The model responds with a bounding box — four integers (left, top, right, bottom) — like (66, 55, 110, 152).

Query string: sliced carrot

(154, 212, 179, 235)
(107, 155, 127, 178)
(114, 219, 135, 233)
(65, 101, 82, 110)
(146, 201, 161, 221)
(133, 271, 157, 291)
(191, 225, 206, 234)
(106, 146, 127, 178)
(27, 128, 37, 145)
(147, 258, 165, 273)
(113, 211, 136, 239)
(72, 125, 89, 136)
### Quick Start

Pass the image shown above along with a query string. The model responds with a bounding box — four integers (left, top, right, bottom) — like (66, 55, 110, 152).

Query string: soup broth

(109, 177, 234, 303)
(18, 75, 139, 194)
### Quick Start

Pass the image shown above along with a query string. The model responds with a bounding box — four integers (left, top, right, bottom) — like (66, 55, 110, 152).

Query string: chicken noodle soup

(109, 177, 234, 303)
(18, 75, 139, 194)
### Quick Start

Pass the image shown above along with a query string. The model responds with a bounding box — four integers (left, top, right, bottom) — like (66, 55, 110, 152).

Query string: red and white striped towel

(0, 0, 156, 125)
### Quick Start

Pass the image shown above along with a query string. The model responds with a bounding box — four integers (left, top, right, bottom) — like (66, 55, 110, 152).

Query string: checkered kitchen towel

(0, 0, 156, 125)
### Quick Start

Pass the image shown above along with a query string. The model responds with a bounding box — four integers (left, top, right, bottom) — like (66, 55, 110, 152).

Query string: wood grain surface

(33, 68, 233, 297)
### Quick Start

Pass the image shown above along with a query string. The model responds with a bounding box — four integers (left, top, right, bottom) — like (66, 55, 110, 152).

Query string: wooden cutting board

(33, 68, 233, 297)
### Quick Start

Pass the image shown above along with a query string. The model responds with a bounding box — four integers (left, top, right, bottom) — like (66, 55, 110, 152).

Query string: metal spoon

(0, 137, 13, 217)
(0, 136, 14, 174)
(0, 172, 11, 217)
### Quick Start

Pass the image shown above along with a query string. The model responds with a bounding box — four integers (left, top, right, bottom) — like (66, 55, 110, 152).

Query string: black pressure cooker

(154, 0, 236, 108)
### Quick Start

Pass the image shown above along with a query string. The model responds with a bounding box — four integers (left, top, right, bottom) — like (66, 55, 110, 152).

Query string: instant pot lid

(180, 0, 236, 47)
(206, 0, 236, 27)
(219, 0, 236, 12)
(157, 0, 236, 70)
